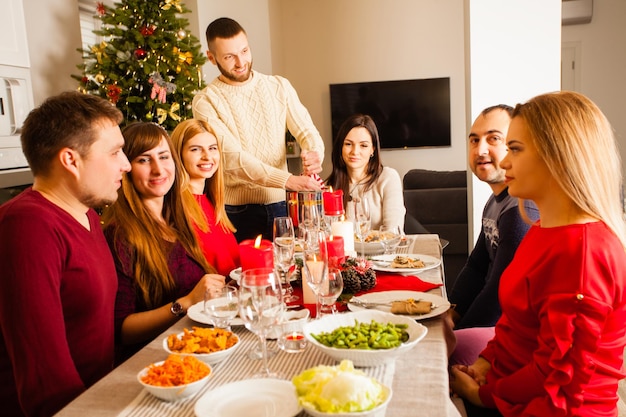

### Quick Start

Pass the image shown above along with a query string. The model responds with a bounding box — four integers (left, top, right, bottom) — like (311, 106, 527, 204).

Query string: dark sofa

(403, 169, 468, 293)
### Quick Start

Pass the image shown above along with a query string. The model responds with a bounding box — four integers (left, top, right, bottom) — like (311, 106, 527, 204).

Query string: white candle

(331, 220, 355, 253)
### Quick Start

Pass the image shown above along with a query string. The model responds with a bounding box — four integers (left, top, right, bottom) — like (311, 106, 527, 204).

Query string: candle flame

(254, 234, 262, 248)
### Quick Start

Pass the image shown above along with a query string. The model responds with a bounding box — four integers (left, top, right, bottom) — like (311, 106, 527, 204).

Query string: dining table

(54, 234, 462, 417)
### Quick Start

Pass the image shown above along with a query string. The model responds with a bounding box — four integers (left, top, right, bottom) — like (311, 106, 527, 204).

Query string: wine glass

(299, 196, 320, 239)
(380, 225, 402, 255)
(238, 268, 285, 378)
(273, 217, 299, 303)
(203, 285, 238, 331)
(352, 197, 371, 258)
(318, 268, 343, 317)
(302, 229, 328, 318)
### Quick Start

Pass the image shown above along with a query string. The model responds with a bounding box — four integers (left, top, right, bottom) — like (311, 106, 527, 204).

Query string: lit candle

(325, 235, 345, 269)
(323, 187, 344, 216)
(286, 332, 304, 341)
(239, 235, 274, 271)
(278, 331, 307, 353)
(331, 217, 355, 255)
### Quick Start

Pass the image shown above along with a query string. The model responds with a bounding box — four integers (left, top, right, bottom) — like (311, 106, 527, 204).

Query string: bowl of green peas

(303, 310, 427, 367)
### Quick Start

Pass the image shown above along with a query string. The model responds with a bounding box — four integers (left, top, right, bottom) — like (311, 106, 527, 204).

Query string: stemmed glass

(238, 268, 285, 378)
(380, 225, 402, 255)
(302, 229, 328, 318)
(352, 197, 371, 258)
(204, 285, 238, 331)
(273, 217, 299, 303)
(318, 268, 343, 317)
(299, 198, 320, 240)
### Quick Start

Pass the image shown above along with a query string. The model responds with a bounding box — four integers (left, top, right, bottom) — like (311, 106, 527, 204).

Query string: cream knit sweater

(192, 71, 324, 206)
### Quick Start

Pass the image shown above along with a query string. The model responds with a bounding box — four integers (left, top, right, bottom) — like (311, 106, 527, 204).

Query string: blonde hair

(170, 119, 236, 233)
(102, 122, 216, 309)
(513, 91, 626, 247)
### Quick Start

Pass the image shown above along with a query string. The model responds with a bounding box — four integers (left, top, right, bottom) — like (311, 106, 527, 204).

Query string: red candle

(323, 188, 344, 216)
(326, 235, 345, 269)
(239, 235, 274, 271)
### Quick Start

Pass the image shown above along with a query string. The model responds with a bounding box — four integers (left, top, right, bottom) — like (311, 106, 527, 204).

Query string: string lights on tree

(72, 0, 206, 131)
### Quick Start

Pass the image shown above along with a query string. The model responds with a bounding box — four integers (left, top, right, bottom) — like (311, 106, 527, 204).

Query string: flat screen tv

(329, 77, 451, 149)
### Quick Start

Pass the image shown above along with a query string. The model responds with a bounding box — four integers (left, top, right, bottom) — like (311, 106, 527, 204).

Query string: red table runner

(294, 273, 442, 317)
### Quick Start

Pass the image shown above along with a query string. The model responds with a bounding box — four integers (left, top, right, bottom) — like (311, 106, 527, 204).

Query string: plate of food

(346, 290, 450, 321)
(370, 254, 441, 273)
(194, 378, 301, 417)
(187, 301, 245, 326)
(354, 231, 386, 256)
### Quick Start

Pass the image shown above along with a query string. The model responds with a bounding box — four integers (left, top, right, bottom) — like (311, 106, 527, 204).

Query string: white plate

(229, 267, 242, 283)
(370, 253, 441, 273)
(194, 378, 301, 417)
(187, 301, 245, 326)
(347, 290, 450, 320)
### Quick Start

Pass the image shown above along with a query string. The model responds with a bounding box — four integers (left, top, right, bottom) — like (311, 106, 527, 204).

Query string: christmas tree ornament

(96, 2, 106, 16)
(106, 84, 122, 104)
(140, 25, 155, 36)
(134, 48, 147, 60)
(177, 29, 186, 39)
(162, 0, 182, 12)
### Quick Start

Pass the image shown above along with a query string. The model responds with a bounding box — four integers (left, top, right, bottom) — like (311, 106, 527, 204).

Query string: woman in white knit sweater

(326, 114, 405, 232)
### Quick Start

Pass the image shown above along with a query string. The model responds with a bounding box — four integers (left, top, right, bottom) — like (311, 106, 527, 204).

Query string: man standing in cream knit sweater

(193, 17, 325, 242)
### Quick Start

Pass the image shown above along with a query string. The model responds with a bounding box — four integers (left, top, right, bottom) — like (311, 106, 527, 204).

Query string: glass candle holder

(276, 309, 310, 353)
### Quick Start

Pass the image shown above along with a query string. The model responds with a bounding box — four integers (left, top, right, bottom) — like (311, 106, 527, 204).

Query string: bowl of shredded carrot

(163, 326, 240, 364)
(138, 354, 212, 401)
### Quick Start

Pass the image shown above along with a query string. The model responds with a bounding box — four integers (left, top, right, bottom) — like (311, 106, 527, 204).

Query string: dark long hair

(326, 114, 383, 207)
(102, 122, 215, 308)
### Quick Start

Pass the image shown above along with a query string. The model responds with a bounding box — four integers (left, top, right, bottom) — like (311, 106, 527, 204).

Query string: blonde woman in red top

(450, 91, 626, 416)
(171, 119, 240, 276)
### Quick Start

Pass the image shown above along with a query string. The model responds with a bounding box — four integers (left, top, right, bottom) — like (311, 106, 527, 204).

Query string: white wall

(272, 0, 467, 180)
(466, 0, 561, 244)
(23, 0, 83, 105)
(562, 0, 626, 178)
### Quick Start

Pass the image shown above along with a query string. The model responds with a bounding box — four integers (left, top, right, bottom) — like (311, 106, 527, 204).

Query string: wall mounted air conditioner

(562, 0, 593, 26)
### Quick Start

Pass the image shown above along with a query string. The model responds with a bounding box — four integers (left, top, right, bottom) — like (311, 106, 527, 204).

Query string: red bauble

(140, 25, 155, 36)
(134, 48, 147, 60)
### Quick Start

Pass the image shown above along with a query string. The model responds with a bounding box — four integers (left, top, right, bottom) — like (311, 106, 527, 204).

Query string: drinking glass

(273, 217, 298, 303)
(352, 197, 371, 258)
(318, 269, 344, 316)
(203, 285, 238, 331)
(302, 229, 328, 318)
(380, 225, 402, 255)
(299, 198, 320, 239)
(238, 268, 285, 378)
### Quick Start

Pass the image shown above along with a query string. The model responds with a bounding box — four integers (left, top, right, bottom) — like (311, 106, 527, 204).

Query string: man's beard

(216, 60, 253, 83)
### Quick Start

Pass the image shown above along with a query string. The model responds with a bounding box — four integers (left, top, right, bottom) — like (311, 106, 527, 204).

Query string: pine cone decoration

(340, 257, 376, 295)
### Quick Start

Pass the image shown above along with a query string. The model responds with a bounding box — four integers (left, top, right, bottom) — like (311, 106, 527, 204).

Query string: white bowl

(163, 330, 240, 364)
(303, 310, 427, 367)
(301, 384, 392, 417)
(137, 359, 211, 402)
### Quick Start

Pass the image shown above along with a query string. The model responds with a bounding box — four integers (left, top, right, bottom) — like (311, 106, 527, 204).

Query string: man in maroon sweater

(0, 92, 130, 416)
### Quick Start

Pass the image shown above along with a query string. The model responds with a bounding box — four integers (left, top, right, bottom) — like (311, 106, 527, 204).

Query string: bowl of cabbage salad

(292, 360, 391, 416)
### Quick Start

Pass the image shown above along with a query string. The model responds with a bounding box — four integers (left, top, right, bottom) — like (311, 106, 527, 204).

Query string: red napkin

(357, 273, 442, 295)
(297, 273, 442, 317)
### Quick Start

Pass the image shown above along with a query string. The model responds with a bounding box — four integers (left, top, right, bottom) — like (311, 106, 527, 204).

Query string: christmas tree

(73, 0, 206, 131)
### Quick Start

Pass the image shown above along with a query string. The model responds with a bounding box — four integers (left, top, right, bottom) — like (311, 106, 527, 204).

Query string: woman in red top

(450, 91, 626, 416)
(171, 119, 240, 276)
